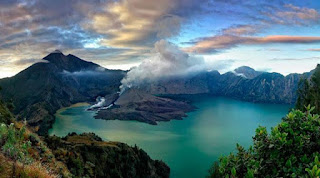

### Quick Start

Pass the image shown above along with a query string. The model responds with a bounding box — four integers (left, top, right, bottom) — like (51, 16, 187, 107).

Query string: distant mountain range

(144, 67, 311, 104)
(0, 51, 313, 135)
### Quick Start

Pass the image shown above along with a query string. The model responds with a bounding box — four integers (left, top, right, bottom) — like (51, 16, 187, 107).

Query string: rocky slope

(45, 132, 170, 178)
(94, 89, 195, 125)
(144, 67, 312, 104)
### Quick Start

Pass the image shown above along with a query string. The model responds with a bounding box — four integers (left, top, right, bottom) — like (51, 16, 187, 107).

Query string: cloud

(155, 15, 183, 38)
(87, 0, 176, 48)
(266, 4, 320, 25)
(269, 57, 320, 61)
(13, 58, 41, 66)
(306, 48, 320, 52)
(222, 24, 261, 35)
(1, 0, 320, 78)
(182, 2, 320, 54)
(86, 0, 211, 49)
(259, 48, 282, 52)
(185, 35, 320, 54)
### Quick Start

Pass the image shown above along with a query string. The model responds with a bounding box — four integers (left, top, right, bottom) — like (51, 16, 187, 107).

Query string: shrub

(1, 123, 32, 164)
(209, 105, 320, 177)
(296, 64, 320, 114)
(15, 161, 55, 178)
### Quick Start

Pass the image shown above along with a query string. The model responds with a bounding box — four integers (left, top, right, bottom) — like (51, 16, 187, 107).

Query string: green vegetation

(209, 106, 320, 177)
(0, 98, 70, 178)
(1, 124, 31, 163)
(296, 64, 320, 113)
(45, 133, 170, 178)
(0, 122, 56, 178)
(0, 101, 13, 125)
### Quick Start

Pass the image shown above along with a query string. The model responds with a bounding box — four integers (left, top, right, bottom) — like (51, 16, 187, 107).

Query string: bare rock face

(94, 89, 195, 125)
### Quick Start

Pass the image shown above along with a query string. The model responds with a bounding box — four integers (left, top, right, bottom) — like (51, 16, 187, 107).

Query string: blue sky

(1, 0, 320, 78)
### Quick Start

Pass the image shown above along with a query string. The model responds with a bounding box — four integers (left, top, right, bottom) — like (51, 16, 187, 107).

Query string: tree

(209, 106, 320, 177)
(296, 64, 320, 114)
(295, 78, 310, 111)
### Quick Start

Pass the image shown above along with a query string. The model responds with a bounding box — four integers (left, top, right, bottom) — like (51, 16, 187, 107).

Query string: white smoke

(89, 97, 106, 109)
(119, 40, 207, 93)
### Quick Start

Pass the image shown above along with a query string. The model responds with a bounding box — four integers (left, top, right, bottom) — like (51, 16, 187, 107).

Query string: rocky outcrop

(94, 89, 195, 125)
(45, 133, 170, 178)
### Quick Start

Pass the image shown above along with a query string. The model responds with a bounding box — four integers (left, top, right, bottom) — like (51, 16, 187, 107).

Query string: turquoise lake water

(49, 96, 290, 178)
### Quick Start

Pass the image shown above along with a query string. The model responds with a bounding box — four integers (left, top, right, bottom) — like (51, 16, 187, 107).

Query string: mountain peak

(234, 66, 263, 79)
(235, 66, 255, 72)
(43, 52, 100, 72)
(51, 49, 63, 54)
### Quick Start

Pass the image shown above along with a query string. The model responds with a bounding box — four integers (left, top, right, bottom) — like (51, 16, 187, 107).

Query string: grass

(65, 135, 119, 147)
(0, 153, 56, 178)
(0, 122, 71, 177)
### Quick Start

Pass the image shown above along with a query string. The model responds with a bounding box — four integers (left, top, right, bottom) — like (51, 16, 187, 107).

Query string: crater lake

(49, 96, 290, 178)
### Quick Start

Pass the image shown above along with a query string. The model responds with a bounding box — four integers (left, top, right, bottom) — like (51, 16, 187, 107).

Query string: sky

(1, 0, 320, 78)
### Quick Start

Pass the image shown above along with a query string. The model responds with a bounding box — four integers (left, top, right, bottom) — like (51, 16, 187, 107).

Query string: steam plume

(119, 40, 206, 93)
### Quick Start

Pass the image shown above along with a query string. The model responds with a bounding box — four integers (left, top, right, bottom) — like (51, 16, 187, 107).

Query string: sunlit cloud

(306, 48, 320, 52)
(185, 35, 320, 54)
(266, 4, 320, 25)
(87, 0, 177, 48)
(221, 25, 261, 36)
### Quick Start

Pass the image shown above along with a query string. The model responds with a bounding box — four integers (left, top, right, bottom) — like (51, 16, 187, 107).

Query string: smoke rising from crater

(119, 40, 207, 93)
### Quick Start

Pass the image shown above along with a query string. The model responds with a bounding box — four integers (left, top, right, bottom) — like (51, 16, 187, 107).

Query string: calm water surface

(49, 96, 290, 178)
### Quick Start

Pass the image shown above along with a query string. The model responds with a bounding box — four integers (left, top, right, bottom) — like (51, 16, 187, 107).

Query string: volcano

(94, 88, 195, 125)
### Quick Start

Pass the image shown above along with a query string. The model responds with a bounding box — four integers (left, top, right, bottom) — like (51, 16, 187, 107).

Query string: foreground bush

(209, 106, 320, 177)
(0, 123, 65, 177)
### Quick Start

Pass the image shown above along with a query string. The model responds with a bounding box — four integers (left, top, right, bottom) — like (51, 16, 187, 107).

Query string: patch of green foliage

(209, 106, 320, 177)
(296, 64, 320, 113)
(0, 101, 13, 124)
(0, 123, 32, 164)
(0, 87, 13, 124)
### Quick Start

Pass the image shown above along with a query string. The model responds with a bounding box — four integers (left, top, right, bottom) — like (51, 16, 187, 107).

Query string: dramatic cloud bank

(120, 40, 206, 93)
(1, 0, 320, 77)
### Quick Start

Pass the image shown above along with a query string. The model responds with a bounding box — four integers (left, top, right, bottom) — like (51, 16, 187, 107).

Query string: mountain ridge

(0, 52, 125, 135)
(0, 52, 315, 134)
